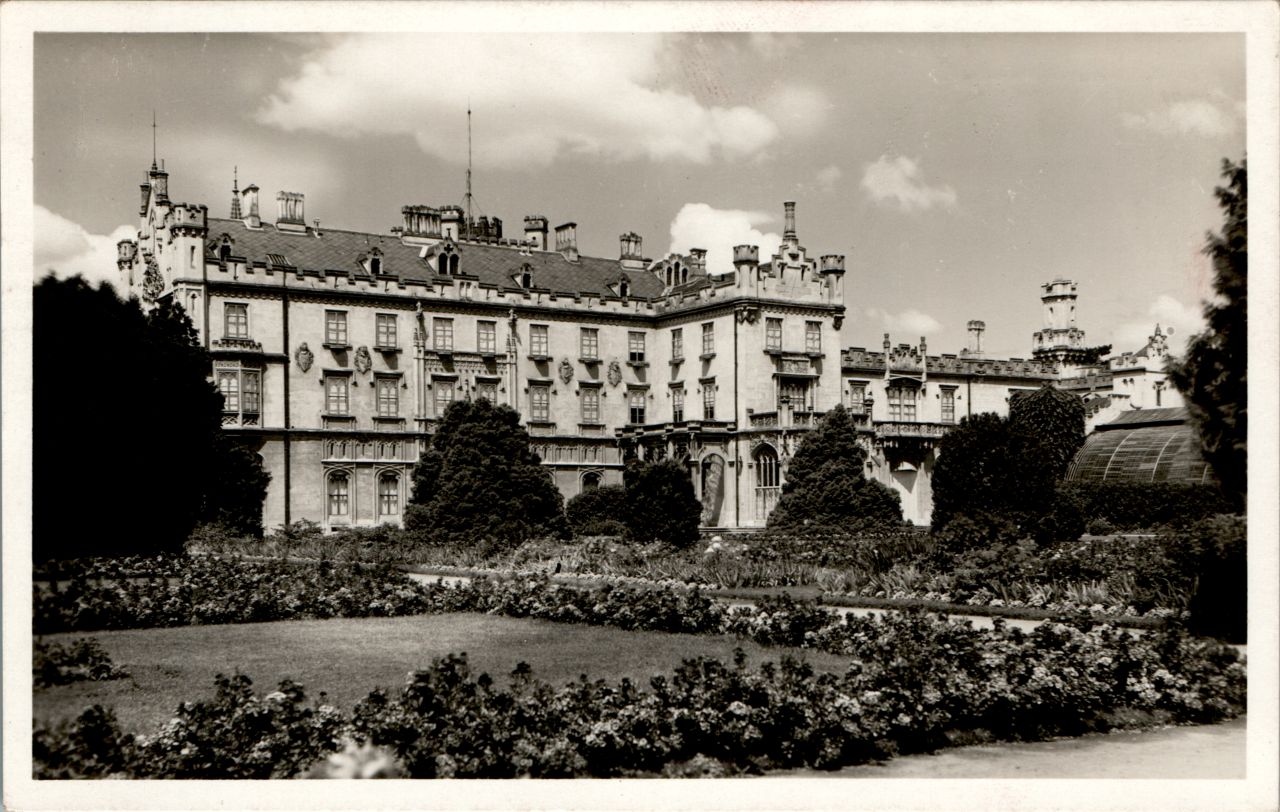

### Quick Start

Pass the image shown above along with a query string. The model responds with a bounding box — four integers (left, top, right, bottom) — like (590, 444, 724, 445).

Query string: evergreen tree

(200, 436, 272, 537)
(930, 412, 1055, 531)
(766, 405, 902, 532)
(405, 399, 568, 544)
(1168, 158, 1247, 511)
(622, 460, 703, 546)
(1009, 384, 1085, 481)
(565, 485, 629, 537)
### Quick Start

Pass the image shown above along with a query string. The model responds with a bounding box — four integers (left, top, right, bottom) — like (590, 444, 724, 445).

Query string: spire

(151, 110, 158, 171)
(229, 166, 242, 219)
(465, 105, 473, 239)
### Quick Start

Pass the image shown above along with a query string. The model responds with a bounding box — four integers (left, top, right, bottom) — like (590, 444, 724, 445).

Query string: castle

(116, 158, 1183, 529)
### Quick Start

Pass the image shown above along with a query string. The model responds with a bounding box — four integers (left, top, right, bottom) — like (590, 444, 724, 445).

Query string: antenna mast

(465, 105, 473, 237)
(151, 110, 158, 170)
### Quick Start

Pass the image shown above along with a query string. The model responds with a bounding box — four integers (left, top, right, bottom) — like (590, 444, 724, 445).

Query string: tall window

(433, 318, 453, 351)
(217, 370, 240, 412)
(434, 379, 455, 417)
(376, 377, 399, 417)
(806, 321, 822, 354)
(325, 310, 348, 346)
(754, 445, 780, 520)
(580, 328, 599, 359)
(327, 473, 350, 517)
(848, 383, 867, 415)
(628, 332, 646, 363)
(530, 385, 550, 422)
(325, 375, 349, 415)
(887, 386, 916, 422)
(672, 386, 685, 422)
(941, 388, 956, 424)
(376, 314, 397, 348)
(378, 473, 399, 516)
(475, 381, 497, 402)
(581, 387, 600, 423)
(224, 303, 249, 339)
(765, 318, 782, 351)
(530, 324, 549, 357)
(477, 321, 496, 354)
(703, 382, 716, 420)
(671, 328, 683, 360)
(242, 370, 261, 415)
(628, 390, 646, 424)
(701, 322, 715, 356)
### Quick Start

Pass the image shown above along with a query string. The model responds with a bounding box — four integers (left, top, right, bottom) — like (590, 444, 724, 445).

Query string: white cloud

(860, 155, 957, 213)
(1112, 295, 1206, 355)
(666, 203, 781, 276)
(34, 205, 132, 291)
(865, 307, 943, 337)
(1121, 100, 1240, 138)
(257, 34, 781, 169)
(815, 165, 842, 193)
(761, 84, 831, 138)
(748, 33, 803, 59)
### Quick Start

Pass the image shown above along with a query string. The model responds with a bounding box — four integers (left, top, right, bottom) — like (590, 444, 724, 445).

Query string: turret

(524, 215, 549, 251)
(819, 254, 845, 275)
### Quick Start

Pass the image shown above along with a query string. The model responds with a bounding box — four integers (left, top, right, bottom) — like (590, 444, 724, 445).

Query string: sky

(32, 32, 1245, 359)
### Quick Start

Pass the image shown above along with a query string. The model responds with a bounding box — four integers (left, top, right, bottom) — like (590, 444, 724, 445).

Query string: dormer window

(619, 279, 630, 298)
(436, 244, 459, 275)
(513, 262, 534, 289)
(370, 257, 382, 274)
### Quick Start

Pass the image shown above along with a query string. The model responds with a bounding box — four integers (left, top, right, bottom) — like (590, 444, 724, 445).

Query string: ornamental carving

(606, 360, 622, 387)
(354, 345, 373, 374)
(141, 256, 164, 303)
(558, 358, 574, 384)
(735, 306, 759, 325)
(295, 342, 314, 372)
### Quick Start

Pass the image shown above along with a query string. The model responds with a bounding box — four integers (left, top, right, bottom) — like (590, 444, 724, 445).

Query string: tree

(766, 405, 902, 532)
(34, 276, 267, 558)
(1009, 384, 1085, 481)
(565, 485, 629, 537)
(622, 460, 703, 546)
(200, 436, 272, 537)
(1168, 158, 1247, 511)
(405, 399, 568, 545)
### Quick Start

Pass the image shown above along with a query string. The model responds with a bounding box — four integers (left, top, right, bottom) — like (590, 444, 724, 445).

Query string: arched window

(681, 266, 688, 284)
(378, 473, 399, 516)
(665, 268, 672, 287)
(219, 242, 232, 262)
(581, 471, 601, 492)
(370, 257, 382, 274)
(619, 279, 630, 298)
(753, 445, 780, 520)
(327, 472, 350, 517)
(449, 254, 460, 275)
(521, 271, 532, 289)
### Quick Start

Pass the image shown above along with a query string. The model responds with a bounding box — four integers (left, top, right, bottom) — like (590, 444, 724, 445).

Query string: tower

(230, 167, 242, 220)
(1032, 278, 1088, 366)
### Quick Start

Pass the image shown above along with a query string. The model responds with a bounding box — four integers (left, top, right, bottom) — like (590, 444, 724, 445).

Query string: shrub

(33, 638, 129, 687)
(1032, 486, 1087, 546)
(1063, 483, 1233, 530)
(1180, 515, 1247, 642)
(566, 485, 629, 537)
(623, 461, 703, 547)
(930, 413, 1056, 532)
(1009, 385, 1085, 481)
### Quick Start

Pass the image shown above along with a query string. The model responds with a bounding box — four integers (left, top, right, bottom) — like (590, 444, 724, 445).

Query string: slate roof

(1097, 407, 1189, 429)
(205, 217, 665, 299)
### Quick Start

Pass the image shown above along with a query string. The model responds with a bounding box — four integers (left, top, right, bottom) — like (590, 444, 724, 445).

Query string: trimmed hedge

(1064, 483, 1233, 530)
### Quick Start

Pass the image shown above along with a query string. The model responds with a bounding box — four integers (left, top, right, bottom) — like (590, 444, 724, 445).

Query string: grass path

(34, 612, 854, 734)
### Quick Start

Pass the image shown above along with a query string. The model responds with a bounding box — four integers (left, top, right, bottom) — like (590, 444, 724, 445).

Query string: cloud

(34, 205, 132, 291)
(761, 84, 831, 138)
(1112, 295, 1206, 355)
(666, 203, 781, 276)
(1121, 99, 1241, 138)
(860, 155, 957, 213)
(747, 33, 803, 59)
(815, 165, 842, 192)
(257, 34, 781, 169)
(865, 307, 943, 337)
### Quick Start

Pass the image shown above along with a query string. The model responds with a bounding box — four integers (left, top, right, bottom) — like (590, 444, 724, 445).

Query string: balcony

(748, 410, 825, 429)
(211, 337, 263, 353)
(874, 421, 952, 440)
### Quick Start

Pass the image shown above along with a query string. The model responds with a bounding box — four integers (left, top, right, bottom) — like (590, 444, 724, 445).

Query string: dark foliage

(565, 485, 629, 537)
(1064, 482, 1234, 530)
(1180, 515, 1247, 643)
(1032, 486, 1088, 546)
(405, 399, 568, 545)
(34, 277, 265, 558)
(1077, 344, 1113, 365)
(767, 405, 903, 533)
(622, 460, 703, 547)
(33, 638, 129, 687)
(1009, 384, 1086, 481)
(1168, 159, 1247, 511)
(199, 436, 271, 537)
(930, 413, 1055, 531)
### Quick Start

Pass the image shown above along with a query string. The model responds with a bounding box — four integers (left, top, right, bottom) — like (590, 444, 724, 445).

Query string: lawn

(34, 612, 854, 734)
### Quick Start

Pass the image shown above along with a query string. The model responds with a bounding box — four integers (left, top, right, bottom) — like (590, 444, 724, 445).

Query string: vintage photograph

(4, 2, 1276, 810)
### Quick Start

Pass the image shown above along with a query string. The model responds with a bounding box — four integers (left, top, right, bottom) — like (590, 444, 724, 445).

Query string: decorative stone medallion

(354, 346, 373, 374)
(295, 342, 314, 372)
(606, 360, 622, 387)
(558, 358, 574, 384)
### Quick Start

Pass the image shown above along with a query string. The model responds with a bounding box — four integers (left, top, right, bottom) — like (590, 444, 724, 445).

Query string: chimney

(275, 191, 305, 232)
(619, 232, 642, 260)
(241, 184, 260, 228)
(149, 163, 169, 202)
(965, 320, 986, 357)
(523, 216, 548, 251)
(819, 254, 845, 274)
(401, 205, 441, 239)
(555, 222, 578, 261)
(440, 206, 463, 240)
(783, 201, 797, 243)
(733, 244, 759, 273)
(689, 248, 707, 274)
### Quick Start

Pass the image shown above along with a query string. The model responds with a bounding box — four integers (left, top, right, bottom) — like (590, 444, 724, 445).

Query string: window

(475, 381, 497, 402)
(848, 383, 867, 415)
(328, 473, 350, 517)
(671, 328, 683, 360)
(580, 328, 599, 359)
(370, 257, 382, 274)
(530, 324, 549, 357)
(780, 380, 811, 413)
(433, 318, 453, 351)
(581, 471, 601, 491)
(701, 322, 715, 356)
(224, 303, 249, 339)
(217, 370, 240, 412)
(887, 386, 916, 422)
(754, 445, 781, 520)
(530, 385, 550, 422)
(581, 387, 600, 423)
(325, 310, 348, 346)
(325, 375, 349, 415)
(765, 318, 782, 351)
(477, 321, 497, 354)
(219, 242, 232, 262)
(434, 379, 455, 417)
(703, 382, 716, 420)
(376, 377, 399, 417)
(628, 390, 646, 424)
(242, 370, 261, 414)
(376, 314, 397, 349)
(378, 473, 399, 516)
(628, 332, 645, 363)
(619, 279, 630, 298)
(941, 387, 956, 424)
(672, 386, 685, 422)
(806, 321, 822, 354)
